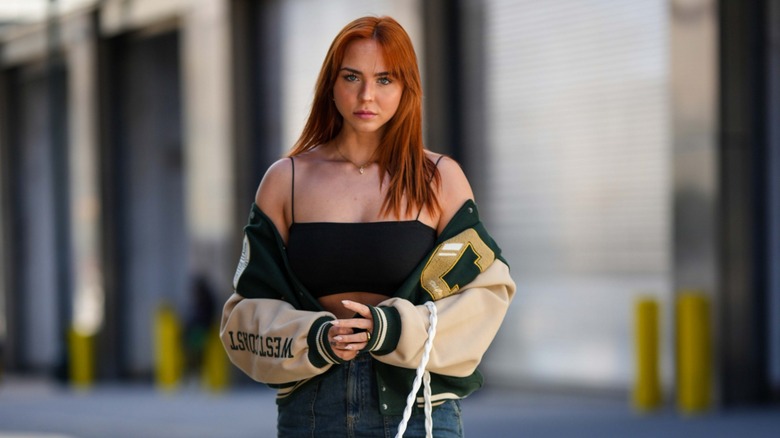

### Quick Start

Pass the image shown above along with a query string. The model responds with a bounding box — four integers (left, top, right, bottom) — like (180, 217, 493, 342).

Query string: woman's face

(333, 39, 403, 137)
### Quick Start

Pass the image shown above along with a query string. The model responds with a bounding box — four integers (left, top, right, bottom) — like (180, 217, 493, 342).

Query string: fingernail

(345, 345, 353, 350)
(334, 336, 342, 341)
(331, 320, 339, 326)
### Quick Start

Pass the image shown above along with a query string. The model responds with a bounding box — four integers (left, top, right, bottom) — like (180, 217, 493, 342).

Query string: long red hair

(287, 16, 440, 218)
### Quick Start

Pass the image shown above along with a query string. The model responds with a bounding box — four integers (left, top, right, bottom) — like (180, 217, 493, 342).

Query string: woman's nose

(359, 82, 374, 101)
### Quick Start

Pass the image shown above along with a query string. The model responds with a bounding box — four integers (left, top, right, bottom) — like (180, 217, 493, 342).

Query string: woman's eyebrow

(340, 67, 391, 76)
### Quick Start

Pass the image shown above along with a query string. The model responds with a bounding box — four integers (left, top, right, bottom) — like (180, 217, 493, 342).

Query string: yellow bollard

(68, 328, 95, 389)
(633, 297, 661, 412)
(676, 291, 712, 414)
(201, 324, 230, 392)
(154, 303, 185, 391)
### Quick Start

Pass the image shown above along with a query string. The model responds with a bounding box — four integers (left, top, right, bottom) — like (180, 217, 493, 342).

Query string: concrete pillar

(181, 0, 235, 289)
(670, 0, 719, 404)
(61, 10, 103, 385)
(65, 12, 105, 340)
(718, 0, 772, 404)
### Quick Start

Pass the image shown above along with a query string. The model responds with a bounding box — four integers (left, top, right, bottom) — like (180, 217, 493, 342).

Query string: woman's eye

(343, 74, 358, 82)
(378, 77, 392, 85)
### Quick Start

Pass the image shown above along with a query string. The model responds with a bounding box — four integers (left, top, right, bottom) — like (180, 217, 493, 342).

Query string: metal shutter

(483, 0, 671, 388)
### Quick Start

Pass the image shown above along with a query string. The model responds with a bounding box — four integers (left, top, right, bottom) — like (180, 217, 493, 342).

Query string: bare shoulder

(255, 158, 292, 205)
(425, 152, 475, 232)
(254, 158, 293, 234)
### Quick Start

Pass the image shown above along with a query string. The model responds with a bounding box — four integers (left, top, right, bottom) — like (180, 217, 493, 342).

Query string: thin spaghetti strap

(289, 157, 296, 223)
(416, 155, 445, 220)
(432, 154, 444, 170)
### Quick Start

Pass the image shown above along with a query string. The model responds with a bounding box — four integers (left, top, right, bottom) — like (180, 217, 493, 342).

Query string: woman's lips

(354, 111, 376, 119)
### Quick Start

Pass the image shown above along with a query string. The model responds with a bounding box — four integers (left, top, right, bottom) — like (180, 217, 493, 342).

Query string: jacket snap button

(468, 207, 473, 213)
(382, 404, 388, 410)
(381, 386, 386, 392)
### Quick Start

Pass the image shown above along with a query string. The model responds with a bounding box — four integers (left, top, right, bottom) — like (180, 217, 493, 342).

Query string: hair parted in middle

(287, 15, 441, 219)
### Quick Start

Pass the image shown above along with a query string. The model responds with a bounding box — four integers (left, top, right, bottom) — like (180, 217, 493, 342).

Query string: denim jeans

(277, 353, 464, 437)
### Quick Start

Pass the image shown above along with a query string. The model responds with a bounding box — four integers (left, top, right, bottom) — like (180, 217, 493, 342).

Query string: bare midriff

(319, 292, 391, 319)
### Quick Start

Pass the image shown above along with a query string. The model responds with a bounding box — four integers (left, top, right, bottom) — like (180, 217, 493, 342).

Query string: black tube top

(286, 221, 437, 297)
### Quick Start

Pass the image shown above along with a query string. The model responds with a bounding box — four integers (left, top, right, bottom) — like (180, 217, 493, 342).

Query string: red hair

(287, 16, 440, 218)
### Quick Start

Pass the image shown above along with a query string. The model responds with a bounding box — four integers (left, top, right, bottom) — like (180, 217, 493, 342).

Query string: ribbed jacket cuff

(307, 317, 345, 367)
(365, 305, 401, 355)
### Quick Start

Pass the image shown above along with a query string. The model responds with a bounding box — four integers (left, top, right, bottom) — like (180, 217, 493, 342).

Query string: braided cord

(423, 370, 433, 436)
(395, 301, 438, 438)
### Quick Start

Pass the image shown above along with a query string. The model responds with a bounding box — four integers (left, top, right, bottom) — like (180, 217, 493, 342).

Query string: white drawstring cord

(423, 370, 433, 435)
(395, 301, 438, 438)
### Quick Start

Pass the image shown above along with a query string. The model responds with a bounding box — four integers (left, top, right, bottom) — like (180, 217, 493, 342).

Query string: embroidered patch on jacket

(421, 228, 496, 300)
(233, 234, 250, 289)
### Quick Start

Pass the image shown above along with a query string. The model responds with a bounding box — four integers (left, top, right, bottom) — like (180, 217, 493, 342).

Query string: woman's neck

(332, 131, 381, 164)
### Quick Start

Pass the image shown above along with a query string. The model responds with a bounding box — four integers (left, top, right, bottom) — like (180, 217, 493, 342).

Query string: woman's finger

(332, 318, 372, 334)
(332, 331, 371, 345)
(329, 324, 353, 336)
(341, 300, 372, 318)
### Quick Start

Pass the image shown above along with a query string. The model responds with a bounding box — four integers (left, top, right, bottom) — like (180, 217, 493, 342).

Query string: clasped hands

(329, 300, 374, 361)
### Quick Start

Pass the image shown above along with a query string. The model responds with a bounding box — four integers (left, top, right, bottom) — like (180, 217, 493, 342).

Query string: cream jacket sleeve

(220, 295, 350, 385)
(363, 259, 515, 377)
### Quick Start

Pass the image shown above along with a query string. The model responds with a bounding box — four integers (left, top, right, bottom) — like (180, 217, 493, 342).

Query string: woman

(221, 16, 515, 437)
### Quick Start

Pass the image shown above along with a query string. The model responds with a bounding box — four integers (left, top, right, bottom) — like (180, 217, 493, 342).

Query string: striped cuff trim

(366, 305, 401, 355)
(307, 316, 344, 367)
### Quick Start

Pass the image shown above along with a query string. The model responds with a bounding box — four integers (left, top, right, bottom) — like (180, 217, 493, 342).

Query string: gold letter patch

(421, 228, 495, 300)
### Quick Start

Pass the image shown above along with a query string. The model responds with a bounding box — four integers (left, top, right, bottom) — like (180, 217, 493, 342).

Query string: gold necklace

(335, 144, 375, 174)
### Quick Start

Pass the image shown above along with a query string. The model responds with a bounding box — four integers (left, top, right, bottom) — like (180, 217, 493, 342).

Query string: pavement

(0, 377, 779, 437)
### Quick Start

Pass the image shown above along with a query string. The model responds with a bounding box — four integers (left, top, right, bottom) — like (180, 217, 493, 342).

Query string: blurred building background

(0, 0, 777, 411)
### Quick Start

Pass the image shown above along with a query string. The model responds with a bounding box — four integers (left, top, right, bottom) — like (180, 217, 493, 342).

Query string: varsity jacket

(220, 199, 516, 415)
